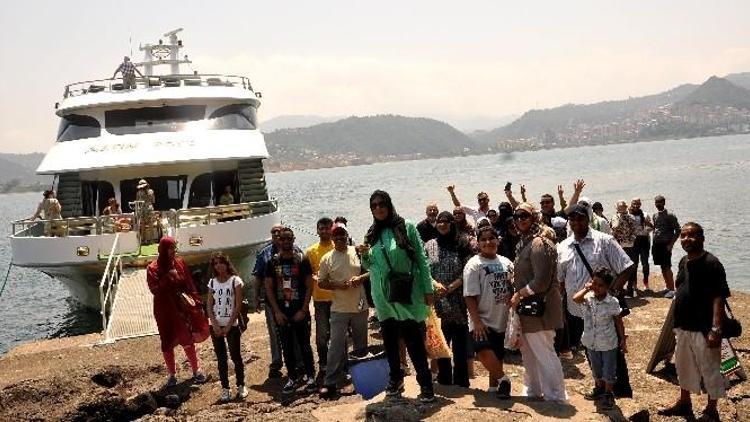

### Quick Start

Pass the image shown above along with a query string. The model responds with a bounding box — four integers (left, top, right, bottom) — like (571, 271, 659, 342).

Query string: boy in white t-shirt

(207, 253, 248, 403)
(463, 226, 514, 399)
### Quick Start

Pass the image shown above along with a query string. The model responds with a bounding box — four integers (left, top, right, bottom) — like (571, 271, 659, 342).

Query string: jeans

(278, 313, 316, 379)
(324, 311, 368, 387)
(314, 301, 332, 372)
(264, 303, 284, 370)
(632, 236, 650, 283)
(586, 348, 618, 385)
(379, 318, 432, 389)
(210, 326, 245, 388)
(436, 322, 469, 387)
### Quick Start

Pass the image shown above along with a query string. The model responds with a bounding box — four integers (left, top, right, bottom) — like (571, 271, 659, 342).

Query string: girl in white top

(207, 253, 248, 402)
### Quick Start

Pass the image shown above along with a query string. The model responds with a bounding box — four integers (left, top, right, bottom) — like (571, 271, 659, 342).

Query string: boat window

(207, 104, 257, 130)
(105, 105, 206, 135)
(57, 114, 101, 142)
(120, 176, 188, 212)
(188, 173, 212, 208)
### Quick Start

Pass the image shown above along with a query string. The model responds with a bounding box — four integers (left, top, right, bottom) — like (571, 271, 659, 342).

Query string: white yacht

(9, 29, 280, 318)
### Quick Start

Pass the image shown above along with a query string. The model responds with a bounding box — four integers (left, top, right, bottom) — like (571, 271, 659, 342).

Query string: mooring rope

(0, 262, 14, 299)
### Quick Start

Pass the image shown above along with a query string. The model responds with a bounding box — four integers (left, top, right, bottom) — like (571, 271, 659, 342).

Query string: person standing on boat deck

(358, 190, 436, 403)
(30, 189, 62, 236)
(425, 211, 472, 388)
(317, 223, 370, 399)
(264, 227, 317, 394)
(629, 198, 653, 291)
(252, 225, 304, 380)
(447, 185, 492, 224)
(657, 222, 730, 422)
(102, 197, 121, 215)
(652, 195, 681, 299)
(304, 217, 335, 382)
(219, 185, 234, 206)
(206, 253, 248, 402)
(464, 226, 514, 398)
(508, 203, 567, 402)
(146, 237, 209, 388)
(135, 179, 156, 244)
(416, 202, 440, 243)
(112, 56, 144, 89)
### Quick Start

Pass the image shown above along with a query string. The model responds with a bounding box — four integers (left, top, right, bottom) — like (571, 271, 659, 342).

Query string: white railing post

(99, 232, 122, 335)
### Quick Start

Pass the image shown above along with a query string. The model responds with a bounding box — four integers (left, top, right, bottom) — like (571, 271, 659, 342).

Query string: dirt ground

(1, 274, 748, 421)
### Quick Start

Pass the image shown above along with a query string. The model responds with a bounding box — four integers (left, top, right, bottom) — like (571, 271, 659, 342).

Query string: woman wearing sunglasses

(358, 190, 435, 402)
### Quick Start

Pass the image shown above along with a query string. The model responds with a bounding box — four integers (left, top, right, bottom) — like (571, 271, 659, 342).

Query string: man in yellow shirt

(304, 217, 335, 380)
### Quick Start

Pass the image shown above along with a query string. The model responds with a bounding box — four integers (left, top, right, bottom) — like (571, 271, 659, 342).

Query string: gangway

(99, 233, 158, 343)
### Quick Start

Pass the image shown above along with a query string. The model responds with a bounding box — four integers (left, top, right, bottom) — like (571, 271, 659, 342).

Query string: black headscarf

(434, 211, 473, 258)
(365, 190, 415, 260)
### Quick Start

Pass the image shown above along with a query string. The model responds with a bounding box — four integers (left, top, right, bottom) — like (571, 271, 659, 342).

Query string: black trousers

(279, 314, 315, 379)
(380, 318, 432, 389)
(567, 312, 585, 350)
(555, 293, 571, 352)
(436, 322, 470, 387)
(210, 326, 245, 389)
(632, 236, 650, 281)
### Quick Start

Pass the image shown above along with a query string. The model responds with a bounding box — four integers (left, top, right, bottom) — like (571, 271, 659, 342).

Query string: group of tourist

(146, 181, 731, 421)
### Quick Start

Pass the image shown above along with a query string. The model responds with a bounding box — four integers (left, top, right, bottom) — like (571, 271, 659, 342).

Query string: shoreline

(1, 274, 748, 421)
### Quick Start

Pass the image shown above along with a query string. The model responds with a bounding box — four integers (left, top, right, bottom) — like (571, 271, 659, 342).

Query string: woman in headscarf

(424, 211, 473, 387)
(147, 237, 210, 387)
(508, 203, 567, 402)
(358, 190, 435, 402)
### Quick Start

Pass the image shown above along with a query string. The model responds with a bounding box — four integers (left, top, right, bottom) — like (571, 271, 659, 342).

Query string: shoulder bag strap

(380, 241, 395, 272)
(573, 243, 595, 277)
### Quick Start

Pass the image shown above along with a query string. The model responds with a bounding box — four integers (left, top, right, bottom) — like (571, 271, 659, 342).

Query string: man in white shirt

(447, 185, 491, 224)
(557, 204, 633, 349)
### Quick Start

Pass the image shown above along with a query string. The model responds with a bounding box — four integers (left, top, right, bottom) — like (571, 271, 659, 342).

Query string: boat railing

(11, 214, 136, 238)
(99, 232, 123, 334)
(63, 73, 256, 99)
(10, 200, 277, 238)
(172, 200, 278, 228)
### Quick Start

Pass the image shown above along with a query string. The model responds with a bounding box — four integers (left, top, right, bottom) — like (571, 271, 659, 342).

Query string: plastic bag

(504, 308, 522, 351)
(425, 308, 452, 359)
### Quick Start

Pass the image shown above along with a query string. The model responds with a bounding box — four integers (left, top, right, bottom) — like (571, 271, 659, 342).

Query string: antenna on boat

(136, 28, 192, 76)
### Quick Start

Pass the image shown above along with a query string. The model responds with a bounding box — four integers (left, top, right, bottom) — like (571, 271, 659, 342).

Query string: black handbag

(381, 242, 413, 304)
(722, 301, 742, 338)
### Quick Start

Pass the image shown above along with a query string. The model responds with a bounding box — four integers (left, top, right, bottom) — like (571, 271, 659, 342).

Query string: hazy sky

(1, 1, 749, 153)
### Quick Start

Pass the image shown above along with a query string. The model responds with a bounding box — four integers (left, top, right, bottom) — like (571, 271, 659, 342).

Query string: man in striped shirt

(112, 56, 143, 89)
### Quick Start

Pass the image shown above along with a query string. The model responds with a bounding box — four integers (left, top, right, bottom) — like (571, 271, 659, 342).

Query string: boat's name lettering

(85, 143, 138, 153)
(153, 140, 195, 148)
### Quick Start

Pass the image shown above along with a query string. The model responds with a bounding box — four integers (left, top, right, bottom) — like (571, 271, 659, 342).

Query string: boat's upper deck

(57, 74, 260, 115)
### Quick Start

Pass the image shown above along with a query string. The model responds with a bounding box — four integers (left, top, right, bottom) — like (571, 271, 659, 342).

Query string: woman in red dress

(147, 236, 210, 387)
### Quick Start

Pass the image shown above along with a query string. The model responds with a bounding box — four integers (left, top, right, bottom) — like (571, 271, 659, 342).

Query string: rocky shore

(1, 275, 748, 421)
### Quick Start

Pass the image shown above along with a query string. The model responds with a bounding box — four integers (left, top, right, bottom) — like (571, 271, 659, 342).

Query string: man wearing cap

(652, 195, 680, 299)
(447, 185, 491, 224)
(112, 56, 144, 89)
(557, 204, 634, 349)
(416, 203, 440, 243)
(316, 223, 369, 398)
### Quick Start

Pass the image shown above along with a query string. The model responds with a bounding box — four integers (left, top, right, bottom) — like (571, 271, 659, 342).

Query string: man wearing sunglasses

(252, 225, 303, 380)
(447, 185, 492, 224)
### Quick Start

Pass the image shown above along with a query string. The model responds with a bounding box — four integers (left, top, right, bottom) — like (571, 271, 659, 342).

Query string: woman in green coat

(359, 190, 435, 402)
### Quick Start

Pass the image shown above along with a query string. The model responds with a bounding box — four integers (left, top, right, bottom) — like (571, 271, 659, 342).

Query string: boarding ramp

(102, 267, 157, 342)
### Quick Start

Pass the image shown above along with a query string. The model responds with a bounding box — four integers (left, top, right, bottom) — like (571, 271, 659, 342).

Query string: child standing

(207, 253, 248, 402)
(572, 267, 624, 410)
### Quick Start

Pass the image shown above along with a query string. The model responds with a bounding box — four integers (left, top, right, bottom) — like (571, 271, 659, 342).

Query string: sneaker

(164, 374, 177, 388)
(236, 385, 248, 400)
(304, 375, 318, 393)
(496, 378, 511, 399)
(584, 384, 605, 400)
(418, 386, 436, 403)
(220, 388, 231, 403)
(600, 392, 615, 410)
(664, 290, 676, 299)
(385, 379, 405, 397)
(268, 368, 283, 379)
(193, 371, 207, 384)
(282, 376, 302, 393)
